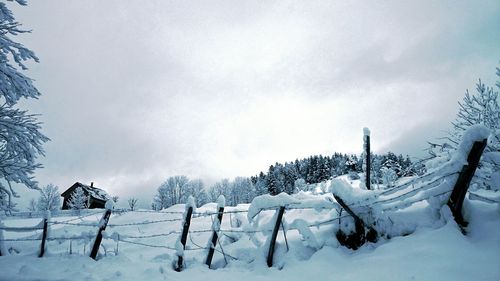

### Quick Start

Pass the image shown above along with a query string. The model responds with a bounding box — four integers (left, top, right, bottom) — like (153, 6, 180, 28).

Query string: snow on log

(185, 196, 197, 213)
(363, 127, 371, 137)
(248, 193, 298, 222)
(105, 200, 114, 211)
(217, 195, 226, 209)
(329, 179, 374, 205)
(451, 124, 490, 165)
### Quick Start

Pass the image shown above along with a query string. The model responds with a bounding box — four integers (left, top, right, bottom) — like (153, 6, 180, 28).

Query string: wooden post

(365, 134, 371, 190)
(90, 209, 112, 260)
(38, 212, 50, 258)
(447, 139, 488, 228)
(267, 206, 285, 267)
(0, 220, 4, 256)
(205, 206, 224, 268)
(175, 206, 193, 272)
(333, 194, 377, 249)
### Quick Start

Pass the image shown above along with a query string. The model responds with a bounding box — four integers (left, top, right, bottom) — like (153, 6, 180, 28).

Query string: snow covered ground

(1, 188, 499, 281)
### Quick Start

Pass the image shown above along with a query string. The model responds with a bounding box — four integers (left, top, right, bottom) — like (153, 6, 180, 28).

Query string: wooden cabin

(61, 182, 110, 209)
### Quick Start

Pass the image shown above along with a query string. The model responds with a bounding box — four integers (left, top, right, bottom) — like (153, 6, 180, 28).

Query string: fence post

(364, 128, 371, 190)
(447, 139, 488, 228)
(90, 202, 113, 260)
(38, 211, 50, 257)
(174, 206, 193, 272)
(333, 194, 377, 249)
(0, 220, 4, 256)
(205, 195, 225, 269)
(267, 206, 285, 267)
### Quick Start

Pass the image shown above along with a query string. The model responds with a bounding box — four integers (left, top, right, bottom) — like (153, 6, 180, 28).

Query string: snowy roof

(61, 182, 110, 202)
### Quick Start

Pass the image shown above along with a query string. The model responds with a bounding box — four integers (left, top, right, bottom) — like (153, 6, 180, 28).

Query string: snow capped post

(330, 179, 377, 249)
(90, 200, 113, 260)
(38, 210, 51, 257)
(267, 206, 285, 267)
(363, 127, 371, 190)
(205, 195, 225, 269)
(174, 196, 196, 272)
(447, 125, 489, 229)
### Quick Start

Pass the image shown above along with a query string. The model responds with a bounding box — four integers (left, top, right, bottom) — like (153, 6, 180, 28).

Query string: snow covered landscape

(1, 0, 499, 280)
(1, 126, 499, 280)
(1, 182, 499, 281)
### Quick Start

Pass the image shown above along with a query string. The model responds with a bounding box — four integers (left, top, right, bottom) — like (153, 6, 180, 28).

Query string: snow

(247, 193, 298, 222)
(451, 124, 490, 165)
(217, 195, 226, 209)
(329, 179, 375, 205)
(186, 196, 197, 213)
(0, 193, 498, 281)
(1, 133, 500, 281)
(105, 200, 114, 210)
(363, 127, 370, 137)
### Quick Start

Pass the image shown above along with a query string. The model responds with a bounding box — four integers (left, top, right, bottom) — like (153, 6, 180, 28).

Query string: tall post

(206, 195, 225, 269)
(267, 206, 285, 267)
(205, 206, 224, 268)
(364, 127, 371, 190)
(175, 206, 193, 272)
(447, 139, 487, 228)
(90, 206, 112, 260)
(38, 211, 50, 257)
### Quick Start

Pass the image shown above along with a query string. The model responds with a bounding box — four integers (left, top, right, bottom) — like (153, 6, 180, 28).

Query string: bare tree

(128, 198, 138, 211)
(37, 184, 61, 212)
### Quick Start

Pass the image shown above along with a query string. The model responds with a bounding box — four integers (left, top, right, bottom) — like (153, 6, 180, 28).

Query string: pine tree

(68, 187, 88, 211)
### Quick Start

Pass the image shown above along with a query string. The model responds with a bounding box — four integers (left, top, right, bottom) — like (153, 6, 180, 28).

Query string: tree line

(152, 151, 417, 209)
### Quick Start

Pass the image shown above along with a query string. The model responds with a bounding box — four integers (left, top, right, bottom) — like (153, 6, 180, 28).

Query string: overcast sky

(10, 0, 500, 207)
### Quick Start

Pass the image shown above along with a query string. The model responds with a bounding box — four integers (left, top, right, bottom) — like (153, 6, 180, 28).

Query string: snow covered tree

(427, 65, 499, 190)
(380, 167, 397, 188)
(153, 175, 190, 209)
(0, 0, 49, 213)
(37, 184, 61, 212)
(294, 178, 308, 192)
(67, 187, 88, 212)
(184, 178, 208, 206)
(28, 198, 36, 212)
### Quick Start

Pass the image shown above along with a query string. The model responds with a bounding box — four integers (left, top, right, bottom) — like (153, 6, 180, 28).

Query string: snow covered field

(1, 188, 499, 281)
(1, 125, 498, 281)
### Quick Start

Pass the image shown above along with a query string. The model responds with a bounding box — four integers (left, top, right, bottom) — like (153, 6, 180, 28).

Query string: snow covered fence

(0, 213, 47, 257)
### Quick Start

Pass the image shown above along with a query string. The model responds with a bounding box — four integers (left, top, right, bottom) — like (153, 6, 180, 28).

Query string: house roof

(61, 182, 110, 202)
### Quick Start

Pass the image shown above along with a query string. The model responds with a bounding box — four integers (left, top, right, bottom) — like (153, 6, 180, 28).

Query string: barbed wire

(52, 211, 106, 224)
(107, 217, 183, 227)
(49, 221, 98, 227)
(119, 231, 181, 239)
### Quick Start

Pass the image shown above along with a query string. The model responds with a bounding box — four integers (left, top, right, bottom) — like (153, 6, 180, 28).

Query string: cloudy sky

(10, 0, 499, 206)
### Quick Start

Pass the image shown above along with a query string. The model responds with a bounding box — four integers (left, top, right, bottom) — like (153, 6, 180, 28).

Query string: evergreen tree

(68, 187, 88, 212)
